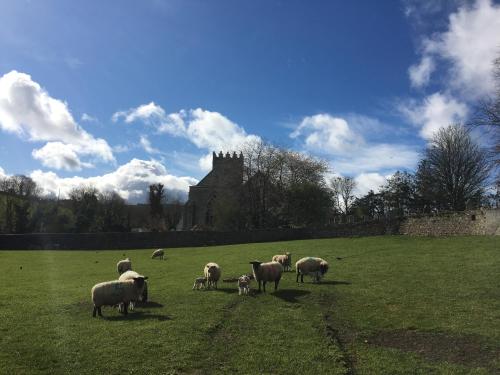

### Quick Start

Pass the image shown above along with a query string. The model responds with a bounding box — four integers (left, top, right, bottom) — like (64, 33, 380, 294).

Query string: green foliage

(0, 236, 498, 374)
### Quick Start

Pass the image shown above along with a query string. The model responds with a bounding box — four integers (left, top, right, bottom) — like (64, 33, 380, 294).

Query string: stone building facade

(182, 151, 243, 230)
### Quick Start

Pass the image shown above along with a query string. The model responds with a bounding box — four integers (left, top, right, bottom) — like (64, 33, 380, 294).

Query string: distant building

(182, 151, 243, 230)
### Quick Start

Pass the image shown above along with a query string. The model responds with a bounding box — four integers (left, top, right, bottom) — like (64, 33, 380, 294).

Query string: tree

(330, 176, 356, 215)
(98, 191, 128, 232)
(69, 186, 100, 232)
(149, 183, 166, 231)
(417, 125, 490, 211)
(381, 171, 417, 216)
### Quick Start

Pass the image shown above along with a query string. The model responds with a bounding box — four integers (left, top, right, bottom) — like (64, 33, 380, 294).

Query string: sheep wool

(91, 276, 147, 317)
(295, 257, 329, 283)
(204, 263, 221, 289)
(272, 252, 292, 272)
(152, 248, 165, 260)
(192, 277, 207, 290)
(119, 270, 149, 307)
(116, 258, 132, 275)
(238, 275, 250, 295)
(249, 261, 283, 292)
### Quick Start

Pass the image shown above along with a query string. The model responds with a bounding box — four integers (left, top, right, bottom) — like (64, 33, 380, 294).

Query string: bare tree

(417, 124, 490, 211)
(330, 176, 356, 215)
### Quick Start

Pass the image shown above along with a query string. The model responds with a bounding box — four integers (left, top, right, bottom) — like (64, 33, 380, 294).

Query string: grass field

(0, 236, 499, 374)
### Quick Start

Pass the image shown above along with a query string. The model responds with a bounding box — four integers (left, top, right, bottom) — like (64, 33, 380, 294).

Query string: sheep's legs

(274, 279, 280, 291)
(92, 306, 97, 317)
(263, 281, 267, 293)
(123, 303, 128, 316)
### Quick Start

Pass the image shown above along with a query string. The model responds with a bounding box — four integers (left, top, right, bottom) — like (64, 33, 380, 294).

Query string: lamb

(249, 261, 283, 292)
(118, 270, 149, 311)
(151, 248, 165, 260)
(116, 257, 132, 274)
(272, 252, 292, 272)
(238, 275, 250, 295)
(91, 275, 148, 317)
(204, 262, 221, 289)
(192, 276, 207, 290)
(295, 257, 329, 283)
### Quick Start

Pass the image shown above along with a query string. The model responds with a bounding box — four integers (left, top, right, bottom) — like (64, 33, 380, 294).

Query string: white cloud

(290, 113, 419, 174)
(290, 114, 362, 154)
(410, 0, 500, 98)
(354, 173, 389, 196)
(0, 70, 114, 169)
(30, 158, 197, 203)
(81, 113, 97, 122)
(0, 166, 7, 179)
(408, 56, 435, 88)
(32, 142, 93, 171)
(114, 102, 261, 169)
(139, 135, 162, 155)
(399, 92, 468, 139)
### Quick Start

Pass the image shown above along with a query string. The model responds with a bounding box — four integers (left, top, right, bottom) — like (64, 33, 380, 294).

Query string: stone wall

(400, 209, 499, 236)
(0, 220, 397, 250)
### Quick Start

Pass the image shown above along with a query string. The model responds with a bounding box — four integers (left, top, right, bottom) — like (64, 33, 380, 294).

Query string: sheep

(91, 275, 148, 317)
(238, 275, 250, 295)
(116, 257, 132, 275)
(151, 248, 165, 260)
(192, 276, 207, 290)
(249, 261, 283, 292)
(272, 252, 292, 272)
(118, 270, 149, 311)
(295, 257, 329, 283)
(204, 262, 221, 289)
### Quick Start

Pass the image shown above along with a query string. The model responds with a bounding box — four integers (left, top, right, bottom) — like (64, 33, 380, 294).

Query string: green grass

(0, 236, 498, 374)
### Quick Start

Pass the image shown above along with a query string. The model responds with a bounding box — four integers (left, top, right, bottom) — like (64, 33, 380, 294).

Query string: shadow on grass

(319, 280, 352, 286)
(136, 301, 163, 308)
(103, 311, 172, 321)
(214, 287, 238, 294)
(272, 289, 311, 303)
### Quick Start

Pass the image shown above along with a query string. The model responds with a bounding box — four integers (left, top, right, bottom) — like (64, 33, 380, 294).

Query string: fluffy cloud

(290, 113, 419, 174)
(0, 70, 114, 170)
(81, 113, 97, 122)
(30, 158, 197, 203)
(113, 103, 261, 167)
(0, 166, 7, 179)
(399, 92, 468, 139)
(139, 135, 162, 155)
(354, 173, 389, 196)
(32, 142, 93, 171)
(409, 0, 500, 98)
(290, 114, 361, 154)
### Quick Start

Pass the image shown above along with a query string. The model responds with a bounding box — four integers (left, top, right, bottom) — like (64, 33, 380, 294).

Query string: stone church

(182, 151, 243, 230)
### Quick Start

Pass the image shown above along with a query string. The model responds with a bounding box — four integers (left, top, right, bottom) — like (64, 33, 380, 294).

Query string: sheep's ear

(143, 276, 149, 280)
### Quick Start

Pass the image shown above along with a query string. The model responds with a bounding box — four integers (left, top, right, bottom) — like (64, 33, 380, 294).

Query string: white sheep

(249, 261, 283, 292)
(151, 248, 165, 260)
(116, 257, 132, 274)
(204, 263, 221, 289)
(192, 276, 207, 290)
(272, 252, 292, 272)
(118, 270, 149, 311)
(295, 257, 329, 283)
(91, 275, 148, 317)
(238, 275, 250, 295)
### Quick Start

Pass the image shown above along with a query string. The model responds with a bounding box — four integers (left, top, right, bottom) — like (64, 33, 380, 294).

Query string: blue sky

(0, 0, 499, 202)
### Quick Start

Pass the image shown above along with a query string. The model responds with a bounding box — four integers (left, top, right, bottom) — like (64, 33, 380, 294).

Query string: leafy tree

(330, 176, 356, 215)
(149, 183, 166, 231)
(69, 186, 100, 232)
(99, 191, 128, 232)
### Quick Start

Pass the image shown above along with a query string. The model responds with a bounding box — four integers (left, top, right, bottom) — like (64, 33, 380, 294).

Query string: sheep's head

(320, 262, 329, 275)
(133, 276, 148, 288)
(249, 261, 262, 271)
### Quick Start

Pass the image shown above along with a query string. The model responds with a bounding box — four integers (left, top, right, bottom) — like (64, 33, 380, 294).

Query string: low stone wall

(0, 220, 397, 250)
(400, 209, 499, 236)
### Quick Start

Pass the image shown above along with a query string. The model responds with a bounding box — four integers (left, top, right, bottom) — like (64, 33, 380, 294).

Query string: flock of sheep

(90, 248, 329, 318)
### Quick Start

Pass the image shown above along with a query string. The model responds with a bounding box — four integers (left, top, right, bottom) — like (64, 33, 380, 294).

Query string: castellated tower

(182, 151, 244, 230)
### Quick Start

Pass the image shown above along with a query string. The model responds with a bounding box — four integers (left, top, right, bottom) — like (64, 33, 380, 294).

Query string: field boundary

(0, 220, 399, 250)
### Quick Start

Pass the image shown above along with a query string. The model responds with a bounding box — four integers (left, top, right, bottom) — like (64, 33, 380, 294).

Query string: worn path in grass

(0, 236, 498, 374)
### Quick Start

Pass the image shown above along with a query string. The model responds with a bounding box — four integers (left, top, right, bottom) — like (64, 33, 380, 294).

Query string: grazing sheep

(295, 257, 329, 283)
(204, 263, 221, 289)
(192, 276, 207, 290)
(238, 275, 250, 295)
(118, 270, 149, 311)
(151, 248, 165, 260)
(91, 276, 148, 317)
(272, 252, 292, 272)
(116, 257, 132, 275)
(249, 261, 283, 292)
